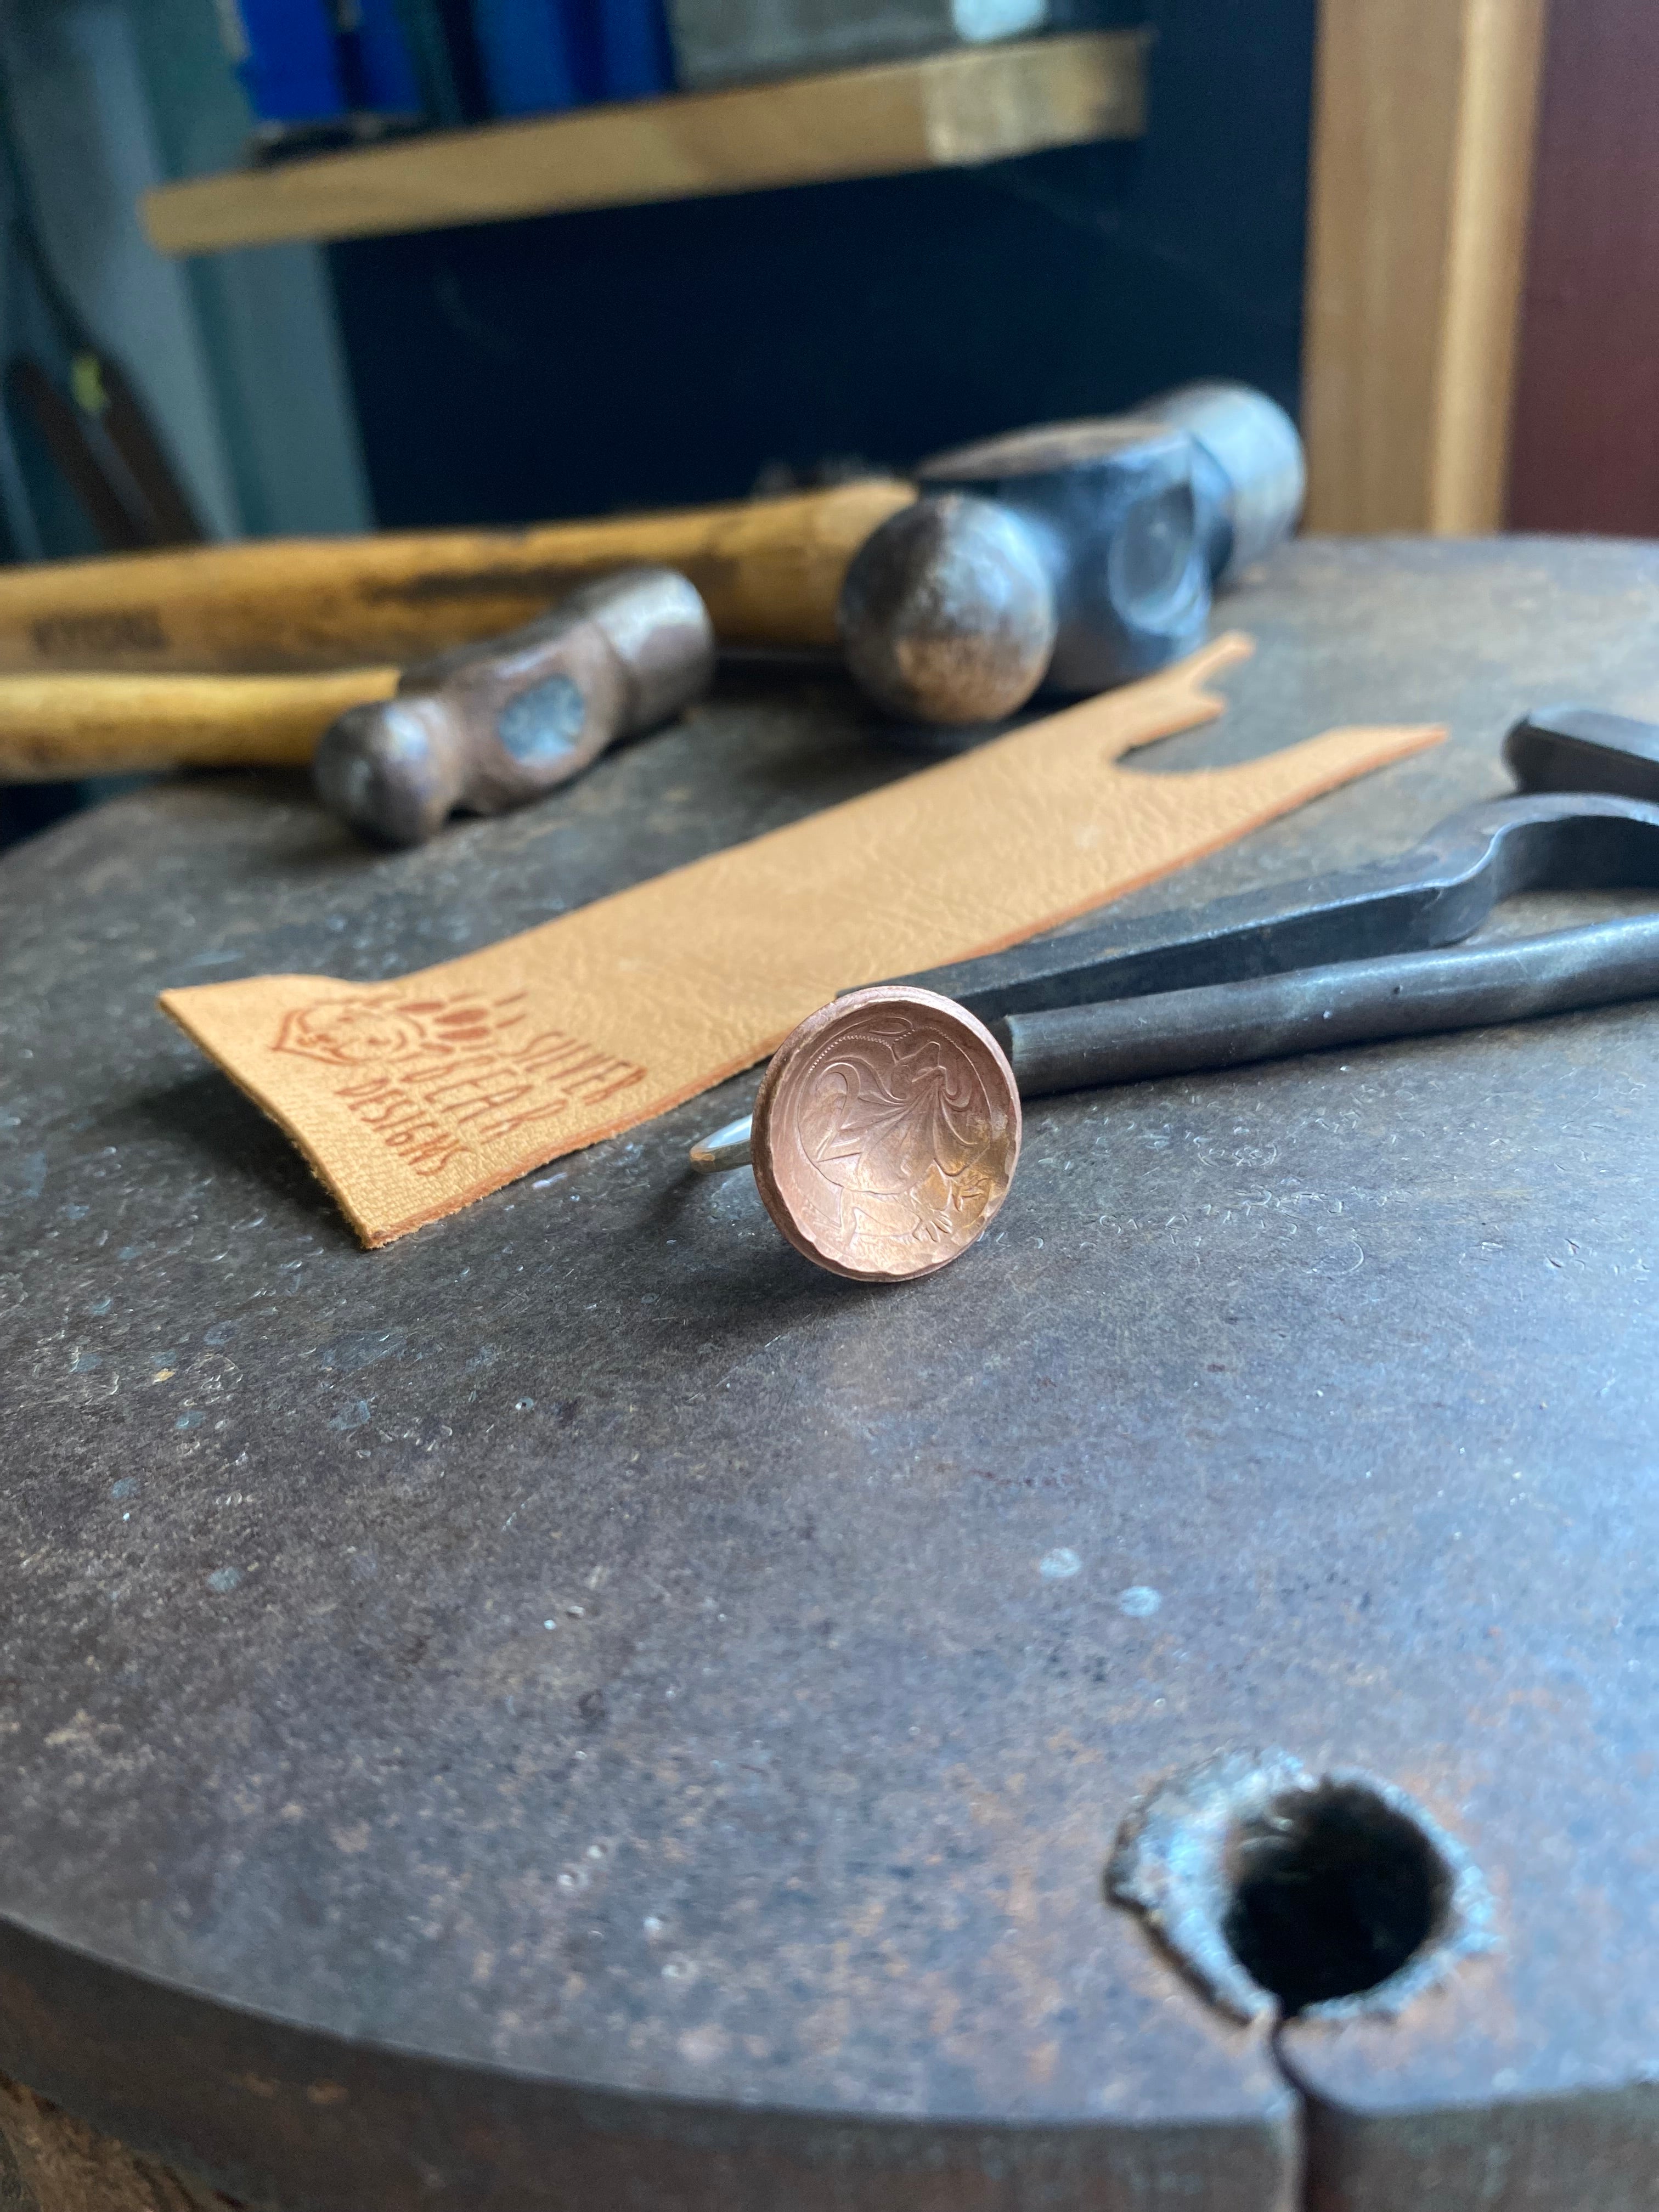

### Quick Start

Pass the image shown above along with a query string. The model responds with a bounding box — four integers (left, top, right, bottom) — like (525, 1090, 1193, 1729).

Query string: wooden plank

(1301, 0, 1547, 534)
(0, 2066, 222, 2212)
(142, 32, 1147, 258)
(1508, 0, 1659, 533)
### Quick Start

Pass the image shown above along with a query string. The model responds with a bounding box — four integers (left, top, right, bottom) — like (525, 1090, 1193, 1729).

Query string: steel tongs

(692, 708, 1659, 1171)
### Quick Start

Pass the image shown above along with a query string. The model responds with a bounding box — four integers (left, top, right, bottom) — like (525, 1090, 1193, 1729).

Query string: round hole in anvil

(1221, 1780, 1451, 2016)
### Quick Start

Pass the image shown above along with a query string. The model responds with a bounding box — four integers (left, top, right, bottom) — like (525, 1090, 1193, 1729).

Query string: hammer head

(837, 493, 1058, 726)
(313, 693, 464, 849)
(314, 567, 714, 847)
(916, 419, 1211, 696)
(1130, 381, 1306, 585)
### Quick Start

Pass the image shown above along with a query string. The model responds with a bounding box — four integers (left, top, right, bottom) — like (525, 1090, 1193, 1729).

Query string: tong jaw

(904, 788, 1659, 1025)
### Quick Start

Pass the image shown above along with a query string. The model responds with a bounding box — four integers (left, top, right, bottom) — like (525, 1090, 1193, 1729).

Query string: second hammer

(314, 567, 715, 846)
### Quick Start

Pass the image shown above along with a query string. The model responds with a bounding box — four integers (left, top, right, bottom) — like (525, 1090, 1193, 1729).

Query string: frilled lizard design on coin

(750, 985, 1022, 1282)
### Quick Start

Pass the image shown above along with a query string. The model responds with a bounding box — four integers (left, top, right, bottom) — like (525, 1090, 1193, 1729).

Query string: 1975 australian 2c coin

(749, 984, 1022, 1283)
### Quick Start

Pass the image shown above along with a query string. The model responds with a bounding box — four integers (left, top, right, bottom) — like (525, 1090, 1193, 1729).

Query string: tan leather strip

(161, 635, 1443, 1246)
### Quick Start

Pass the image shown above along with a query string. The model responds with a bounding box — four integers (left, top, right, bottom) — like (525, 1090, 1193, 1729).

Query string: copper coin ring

(749, 985, 1022, 1283)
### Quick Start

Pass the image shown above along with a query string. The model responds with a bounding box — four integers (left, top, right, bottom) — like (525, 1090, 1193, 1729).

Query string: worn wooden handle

(0, 668, 398, 778)
(0, 480, 915, 674)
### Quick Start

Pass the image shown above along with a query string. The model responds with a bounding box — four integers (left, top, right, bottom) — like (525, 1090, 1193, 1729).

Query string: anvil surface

(3, 540, 1659, 2212)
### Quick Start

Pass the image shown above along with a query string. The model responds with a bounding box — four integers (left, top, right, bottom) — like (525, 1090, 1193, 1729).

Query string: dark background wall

(330, 0, 1319, 527)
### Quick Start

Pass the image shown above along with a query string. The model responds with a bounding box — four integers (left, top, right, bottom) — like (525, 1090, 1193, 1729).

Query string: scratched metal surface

(2, 538, 1659, 2212)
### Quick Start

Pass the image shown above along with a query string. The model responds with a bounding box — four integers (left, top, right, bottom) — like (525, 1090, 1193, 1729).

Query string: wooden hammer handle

(0, 669, 397, 778)
(0, 480, 915, 674)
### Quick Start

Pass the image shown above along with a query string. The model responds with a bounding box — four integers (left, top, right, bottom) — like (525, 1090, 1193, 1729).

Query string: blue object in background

(560, 0, 606, 104)
(432, 0, 494, 117)
(228, 0, 347, 121)
(595, 0, 674, 101)
(347, 0, 425, 111)
(472, 0, 584, 115)
(223, 0, 426, 121)
(391, 0, 468, 123)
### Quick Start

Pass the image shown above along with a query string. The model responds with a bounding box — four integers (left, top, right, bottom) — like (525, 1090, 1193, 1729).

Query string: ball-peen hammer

(0, 569, 714, 856)
(0, 383, 1302, 771)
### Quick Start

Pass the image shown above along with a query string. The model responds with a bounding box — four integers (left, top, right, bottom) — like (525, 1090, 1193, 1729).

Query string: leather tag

(161, 634, 1443, 1246)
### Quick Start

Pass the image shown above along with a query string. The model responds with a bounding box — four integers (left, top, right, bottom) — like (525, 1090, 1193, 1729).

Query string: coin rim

(750, 984, 1022, 1284)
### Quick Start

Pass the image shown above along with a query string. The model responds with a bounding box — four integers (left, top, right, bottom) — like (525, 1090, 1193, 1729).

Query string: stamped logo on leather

(160, 635, 1444, 1246)
(270, 990, 646, 1180)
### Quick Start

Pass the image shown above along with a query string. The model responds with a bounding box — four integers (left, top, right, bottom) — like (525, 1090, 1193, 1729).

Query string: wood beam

(1302, 0, 1548, 533)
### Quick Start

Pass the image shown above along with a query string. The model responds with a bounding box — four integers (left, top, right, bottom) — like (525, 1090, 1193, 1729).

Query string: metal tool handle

(1503, 705, 1659, 803)
(902, 709, 1659, 1024)
(995, 916, 1659, 1097)
(687, 915, 1659, 1169)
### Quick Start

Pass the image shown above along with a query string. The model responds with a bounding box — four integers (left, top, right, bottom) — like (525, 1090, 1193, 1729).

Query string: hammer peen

(314, 568, 715, 847)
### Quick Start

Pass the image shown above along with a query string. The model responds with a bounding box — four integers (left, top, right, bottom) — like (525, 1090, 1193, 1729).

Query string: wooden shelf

(142, 31, 1146, 256)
